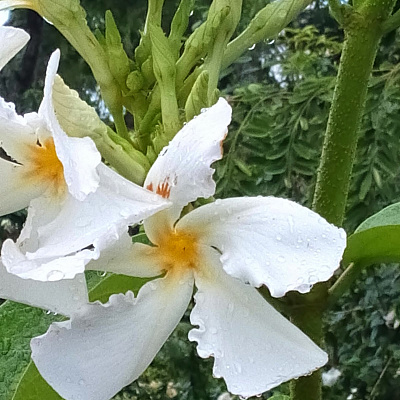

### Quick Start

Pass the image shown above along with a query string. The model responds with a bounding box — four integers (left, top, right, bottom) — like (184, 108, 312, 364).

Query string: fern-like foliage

(216, 26, 400, 232)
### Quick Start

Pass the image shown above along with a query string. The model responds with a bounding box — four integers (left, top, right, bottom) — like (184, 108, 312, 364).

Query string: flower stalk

(290, 1, 396, 399)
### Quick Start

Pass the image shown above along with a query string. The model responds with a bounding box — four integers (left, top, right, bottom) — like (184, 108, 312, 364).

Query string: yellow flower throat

(157, 229, 199, 273)
(23, 137, 66, 195)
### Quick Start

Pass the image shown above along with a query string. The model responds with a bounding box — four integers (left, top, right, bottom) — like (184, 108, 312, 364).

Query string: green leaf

(89, 273, 151, 303)
(343, 202, 400, 266)
(355, 202, 400, 233)
(11, 364, 62, 400)
(0, 302, 63, 400)
(268, 395, 290, 400)
(6, 273, 151, 400)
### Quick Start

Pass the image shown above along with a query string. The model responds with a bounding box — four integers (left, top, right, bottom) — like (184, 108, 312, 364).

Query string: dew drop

(287, 215, 294, 233)
(47, 270, 64, 281)
(277, 255, 285, 262)
(78, 379, 85, 386)
(233, 362, 242, 374)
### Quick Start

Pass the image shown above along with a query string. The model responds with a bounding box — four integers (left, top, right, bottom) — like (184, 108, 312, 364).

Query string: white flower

(0, 27, 89, 314)
(0, 32, 168, 314)
(322, 367, 342, 387)
(0, 26, 29, 70)
(30, 98, 347, 400)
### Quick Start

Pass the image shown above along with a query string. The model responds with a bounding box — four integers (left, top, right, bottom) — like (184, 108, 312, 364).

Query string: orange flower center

(23, 137, 66, 196)
(157, 229, 199, 273)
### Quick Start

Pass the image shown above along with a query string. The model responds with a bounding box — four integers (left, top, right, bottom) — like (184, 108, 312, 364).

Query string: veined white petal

(0, 26, 29, 71)
(144, 98, 231, 225)
(19, 163, 169, 260)
(0, 260, 88, 316)
(178, 197, 346, 297)
(189, 248, 327, 398)
(2, 238, 93, 281)
(39, 50, 101, 201)
(31, 272, 194, 400)
(88, 231, 163, 278)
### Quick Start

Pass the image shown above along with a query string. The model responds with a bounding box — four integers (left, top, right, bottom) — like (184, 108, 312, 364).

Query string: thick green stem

(288, 285, 327, 400)
(311, 19, 382, 225)
(290, 1, 395, 399)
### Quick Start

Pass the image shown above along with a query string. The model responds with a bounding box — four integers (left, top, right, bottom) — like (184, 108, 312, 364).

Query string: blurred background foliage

(1, 0, 400, 399)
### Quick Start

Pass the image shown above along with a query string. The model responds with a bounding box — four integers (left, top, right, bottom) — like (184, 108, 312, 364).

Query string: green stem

(112, 108, 130, 142)
(290, 1, 395, 399)
(311, 18, 382, 225)
(327, 263, 361, 308)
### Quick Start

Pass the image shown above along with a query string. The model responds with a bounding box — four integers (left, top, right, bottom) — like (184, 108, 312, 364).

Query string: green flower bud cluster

(0, 0, 320, 183)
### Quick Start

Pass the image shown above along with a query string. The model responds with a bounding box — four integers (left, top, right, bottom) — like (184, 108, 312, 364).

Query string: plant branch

(290, 1, 396, 399)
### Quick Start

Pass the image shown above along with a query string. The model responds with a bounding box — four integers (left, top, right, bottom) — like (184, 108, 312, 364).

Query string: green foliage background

(1, 1, 400, 399)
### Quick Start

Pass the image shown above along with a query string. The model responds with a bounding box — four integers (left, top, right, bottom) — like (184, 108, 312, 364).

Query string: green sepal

(141, 57, 156, 86)
(149, 25, 181, 140)
(168, 0, 194, 58)
(51, 74, 150, 184)
(105, 10, 131, 92)
(185, 71, 209, 121)
(149, 25, 176, 83)
(176, 6, 230, 84)
(222, 0, 313, 69)
(343, 202, 400, 266)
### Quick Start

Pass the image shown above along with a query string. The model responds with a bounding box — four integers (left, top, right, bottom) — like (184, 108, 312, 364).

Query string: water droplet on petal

(47, 270, 65, 281)
(277, 255, 285, 262)
(233, 362, 242, 374)
(78, 379, 85, 386)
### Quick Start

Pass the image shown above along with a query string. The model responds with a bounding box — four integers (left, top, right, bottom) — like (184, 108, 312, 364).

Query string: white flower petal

(143, 209, 175, 244)
(144, 98, 231, 224)
(189, 248, 327, 397)
(39, 50, 101, 201)
(31, 272, 194, 400)
(0, 260, 88, 316)
(178, 197, 346, 297)
(2, 238, 93, 281)
(0, 97, 38, 161)
(0, 158, 46, 216)
(88, 231, 163, 277)
(17, 163, 169, 260)
(0, 26, 29, 71)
